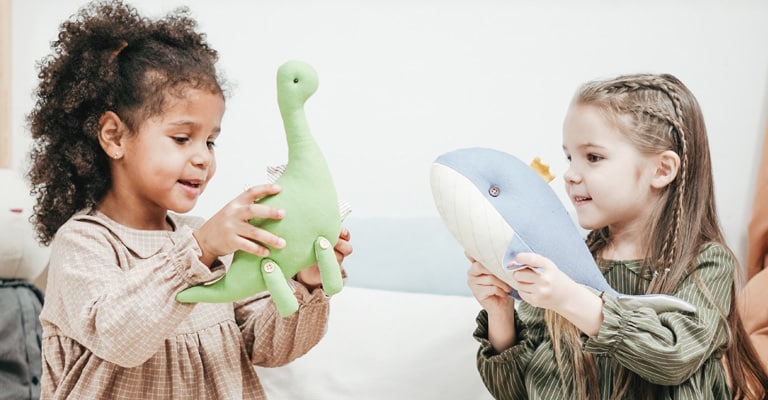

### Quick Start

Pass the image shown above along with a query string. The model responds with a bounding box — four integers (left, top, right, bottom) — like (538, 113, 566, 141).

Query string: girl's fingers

(484, 283, 512, 299)
(467, 263, 512, 294)
(247, 203, 285, 221)
(514, 252, 555, 271)
(468, 261, 491, 276)
(477, 286, 504, 301)
(243, 183, 282, 200)
(468, 262, 513, 290)
(228, 185, 284, 222)
(235, 235, 271, 257)
(241, 224, 286, 250)
(512, 268, 540, 284)
(334, 238, 353, 258)
(333, 228, 353, 261)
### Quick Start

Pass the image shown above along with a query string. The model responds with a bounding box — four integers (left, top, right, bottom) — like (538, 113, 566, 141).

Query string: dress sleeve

(234, 280, 330, 367)
(45, 222, 223, 368)
(473, 305, 544, 400)
(583, 244, 733, 385)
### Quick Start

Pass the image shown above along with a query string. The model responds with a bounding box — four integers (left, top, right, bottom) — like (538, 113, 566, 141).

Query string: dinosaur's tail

(175, 275, 246, 303)
(175, 257, 269, 304)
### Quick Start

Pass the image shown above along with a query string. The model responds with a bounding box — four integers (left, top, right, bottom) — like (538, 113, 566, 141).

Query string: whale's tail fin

(616, 294, 696, 314)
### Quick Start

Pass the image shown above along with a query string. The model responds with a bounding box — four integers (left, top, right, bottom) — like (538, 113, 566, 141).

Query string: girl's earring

(112, 152, 121, 159)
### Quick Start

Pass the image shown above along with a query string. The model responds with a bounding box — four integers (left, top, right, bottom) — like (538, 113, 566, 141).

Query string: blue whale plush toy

(430, 147, 695, 314)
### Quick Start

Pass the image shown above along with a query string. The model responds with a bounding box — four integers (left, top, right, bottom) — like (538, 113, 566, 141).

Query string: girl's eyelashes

(172, 134, 218, 148)
(563, 152, 602, 163)
(587, 153, 603, 162)
(207, 133, 219, 149)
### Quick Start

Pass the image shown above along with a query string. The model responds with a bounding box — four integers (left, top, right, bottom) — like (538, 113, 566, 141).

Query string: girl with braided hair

(28, 1, 351, 398)
(468, 73, 768, 399)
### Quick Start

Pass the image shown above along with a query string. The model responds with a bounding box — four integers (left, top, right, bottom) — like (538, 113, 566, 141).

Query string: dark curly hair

(27, 0, 225, 245)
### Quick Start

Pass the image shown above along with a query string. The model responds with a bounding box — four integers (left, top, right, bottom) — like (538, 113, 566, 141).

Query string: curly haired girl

(468, 73, 768, 399)
(28, 1, 351, 398)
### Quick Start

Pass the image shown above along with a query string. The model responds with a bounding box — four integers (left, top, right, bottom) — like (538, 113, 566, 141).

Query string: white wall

(10, 0, 768, 264)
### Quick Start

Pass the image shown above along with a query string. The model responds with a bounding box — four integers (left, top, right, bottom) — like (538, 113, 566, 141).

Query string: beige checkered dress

(39, 209, 331, 399)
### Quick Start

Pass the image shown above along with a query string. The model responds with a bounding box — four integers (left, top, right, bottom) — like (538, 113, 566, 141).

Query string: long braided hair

(545, 73, 767, 399)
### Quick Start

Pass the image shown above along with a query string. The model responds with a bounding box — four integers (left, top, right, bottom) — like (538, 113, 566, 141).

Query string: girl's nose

(563, 165, 581, 183)
(191, 145, 213, 168)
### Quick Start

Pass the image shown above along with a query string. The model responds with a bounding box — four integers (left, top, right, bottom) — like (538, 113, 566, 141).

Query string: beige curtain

(0, 0, 10, 169)
(739, 116, 768, 372)
(747, 122, 768, 279)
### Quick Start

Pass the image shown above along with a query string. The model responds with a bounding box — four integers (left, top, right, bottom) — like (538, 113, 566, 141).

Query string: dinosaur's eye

(293, 78, 299, 83)
(489, 185, 501, 197)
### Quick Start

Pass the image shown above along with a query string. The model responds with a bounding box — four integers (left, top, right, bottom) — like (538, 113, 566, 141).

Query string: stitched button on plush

(263, 262, 276, 273)
(489, 185, 501, 197)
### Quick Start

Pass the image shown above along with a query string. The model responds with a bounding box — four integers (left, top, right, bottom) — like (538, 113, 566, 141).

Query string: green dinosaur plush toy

(176, 60, 344, 316)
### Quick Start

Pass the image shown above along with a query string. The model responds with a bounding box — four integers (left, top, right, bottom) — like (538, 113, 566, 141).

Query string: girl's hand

(194, 184, 286, 266)
(512, 252, 604, 336)
(296, 227, 352, 290)
(466, 253, 515, 315)
(467, 252, 517, 352)
(511, 252, 578, 311)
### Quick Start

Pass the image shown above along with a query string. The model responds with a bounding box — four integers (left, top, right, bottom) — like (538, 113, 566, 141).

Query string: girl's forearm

(557, 285, 604, 337)
(487, 308, 518, 352)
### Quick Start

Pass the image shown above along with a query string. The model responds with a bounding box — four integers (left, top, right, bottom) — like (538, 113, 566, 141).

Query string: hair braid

(564, 73, 768, 399)
(598, 76, 695, 290)
(638, 78, 690, 291)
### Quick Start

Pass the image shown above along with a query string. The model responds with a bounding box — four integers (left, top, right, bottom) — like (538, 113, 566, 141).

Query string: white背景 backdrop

(9, 0, 768, 269)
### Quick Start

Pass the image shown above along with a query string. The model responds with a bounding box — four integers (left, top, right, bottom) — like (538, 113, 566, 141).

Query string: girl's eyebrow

(168, 120, 221, 133)
(167, 120, 196, 128)
(563, 142, 606, 151)
(581, 142, 606, 149)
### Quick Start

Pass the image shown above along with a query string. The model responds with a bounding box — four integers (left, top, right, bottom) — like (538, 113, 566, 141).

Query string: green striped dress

(474, 243, 733, 399)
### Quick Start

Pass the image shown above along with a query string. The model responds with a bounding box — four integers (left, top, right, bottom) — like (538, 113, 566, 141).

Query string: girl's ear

(98, 111, 126, 160)
(651, 150, 681, 189)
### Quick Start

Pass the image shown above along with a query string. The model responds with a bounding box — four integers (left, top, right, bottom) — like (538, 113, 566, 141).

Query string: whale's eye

(489, 185, 501, 197)
(293, 78, 299, 83)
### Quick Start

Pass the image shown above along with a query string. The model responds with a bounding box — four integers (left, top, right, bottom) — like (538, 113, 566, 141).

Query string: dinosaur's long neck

(281, 106, 319, 163)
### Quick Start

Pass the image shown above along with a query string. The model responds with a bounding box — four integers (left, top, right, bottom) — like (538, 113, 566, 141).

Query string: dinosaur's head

(277, 60, 319, 111)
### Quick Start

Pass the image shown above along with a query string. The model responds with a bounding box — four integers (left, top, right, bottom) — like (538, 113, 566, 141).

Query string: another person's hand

(194, 184, 286, 266)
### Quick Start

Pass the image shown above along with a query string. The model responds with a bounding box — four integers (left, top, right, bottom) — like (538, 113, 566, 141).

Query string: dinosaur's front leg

(261, 258, 299, 317)
(314, 236, 343, 296)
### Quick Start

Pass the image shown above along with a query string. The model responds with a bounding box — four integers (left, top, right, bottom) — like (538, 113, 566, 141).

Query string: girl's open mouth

(573, 195, 592, 205)
(179, 179, 202, 188)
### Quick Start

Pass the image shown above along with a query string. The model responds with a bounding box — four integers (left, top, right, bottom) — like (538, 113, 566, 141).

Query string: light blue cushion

(342, 217, 472, 296)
